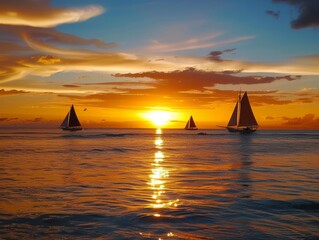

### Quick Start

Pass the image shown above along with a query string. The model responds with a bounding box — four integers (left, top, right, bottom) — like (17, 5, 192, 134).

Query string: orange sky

(0, 1, 319, 129)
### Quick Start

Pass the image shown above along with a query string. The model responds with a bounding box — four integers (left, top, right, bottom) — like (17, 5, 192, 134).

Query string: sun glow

(143, 110, 172, 127)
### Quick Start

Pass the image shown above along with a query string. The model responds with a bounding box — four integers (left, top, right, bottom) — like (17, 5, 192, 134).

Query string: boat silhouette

(227, 91, 258, 134)
(185, 115, 198, 130)
(60, 105, 82, 131)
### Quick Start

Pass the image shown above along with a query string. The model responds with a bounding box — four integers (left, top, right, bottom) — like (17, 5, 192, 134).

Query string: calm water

(0, 128, 318, 240)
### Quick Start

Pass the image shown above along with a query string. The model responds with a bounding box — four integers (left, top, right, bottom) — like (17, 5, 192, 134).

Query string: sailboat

(227, 91, 258, 134)
(60, 105, 82, 131)
(185, 115, 198, 130)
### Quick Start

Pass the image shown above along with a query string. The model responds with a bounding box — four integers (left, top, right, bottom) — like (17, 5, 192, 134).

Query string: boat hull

(61, 126, 82, 131)
(185, 127, 198, 130)
(227, 126, 257, 134)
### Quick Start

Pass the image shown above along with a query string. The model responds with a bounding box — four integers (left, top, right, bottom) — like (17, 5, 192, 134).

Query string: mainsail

(185, 116, 198, 130)
(60, 105, 82, 131)
(227, 91, 258, 133)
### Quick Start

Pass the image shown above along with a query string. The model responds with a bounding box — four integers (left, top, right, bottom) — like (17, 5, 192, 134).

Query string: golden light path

(149, 129, 179, 217)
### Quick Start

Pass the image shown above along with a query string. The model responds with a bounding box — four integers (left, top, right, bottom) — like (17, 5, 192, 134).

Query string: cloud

(282, 114, 319, 126)
(273, 0, 319, 29)
(113, 67, 302, 90)
(0, 0, 105, 27)
(58, 87, 303, 111)
(0, 89, 29, 96)
(266, 10, 280, 19)
(266, 116, 275, 120)
(0, 117, 19, 122)
(28, 117, 42, 123)
(62, 85, 80, 88)
(208, 48, 236, 62)
(147, 33, 254, 52)
(37, 55, 61, 65)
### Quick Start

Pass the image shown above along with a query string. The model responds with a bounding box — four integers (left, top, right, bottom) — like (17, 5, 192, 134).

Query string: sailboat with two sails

(60, 105, 82, 131)
(227, 91, 258, 134)
(185, 115, 198, 130)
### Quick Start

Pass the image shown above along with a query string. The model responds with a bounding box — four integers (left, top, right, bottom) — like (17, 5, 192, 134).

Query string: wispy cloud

(147, 33, 254, 52)
(0, 0, 105, 27)
(266, 10, 280, 19)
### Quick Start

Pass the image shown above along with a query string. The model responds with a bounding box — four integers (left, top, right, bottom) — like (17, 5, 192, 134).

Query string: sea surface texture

(0, 129, 318, 240)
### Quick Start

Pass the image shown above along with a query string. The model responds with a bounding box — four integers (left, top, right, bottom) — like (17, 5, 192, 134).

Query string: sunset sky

(0, 0, 318, 129)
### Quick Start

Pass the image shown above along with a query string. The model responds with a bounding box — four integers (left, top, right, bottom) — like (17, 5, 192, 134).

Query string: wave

(247, 199, 319, 213)
(60, 133, 137, 139)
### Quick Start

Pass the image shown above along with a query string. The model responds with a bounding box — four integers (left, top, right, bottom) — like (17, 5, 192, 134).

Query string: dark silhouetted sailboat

(60, 105, 82, 131)
(185, 116, 198, 130)
(227, 91, 258, 134)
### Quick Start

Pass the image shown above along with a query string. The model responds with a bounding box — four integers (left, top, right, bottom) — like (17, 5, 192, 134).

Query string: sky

(0, 0, 319, 129)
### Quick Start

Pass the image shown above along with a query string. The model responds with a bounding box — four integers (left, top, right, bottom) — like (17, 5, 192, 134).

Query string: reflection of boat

(60, 105, 82, 131)
(227, 91, 258, 134)
(185, 116, 198, 130)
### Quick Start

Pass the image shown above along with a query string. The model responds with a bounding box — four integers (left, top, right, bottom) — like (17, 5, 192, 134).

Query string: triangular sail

(60, 105, 82, 130)
(227, 102, 238, 126)
(185, 116, 197, 129)
(60, 112, 69, 128)
(189, 116, 196, 128)
(238, 92, 258, 127)
(68, 105, 81, 127)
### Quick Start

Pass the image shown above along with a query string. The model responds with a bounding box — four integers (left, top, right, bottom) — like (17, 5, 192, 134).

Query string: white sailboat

(227, 91, 258, 134)
(185, 115, 198, 130)
(60, 105, 82, 131)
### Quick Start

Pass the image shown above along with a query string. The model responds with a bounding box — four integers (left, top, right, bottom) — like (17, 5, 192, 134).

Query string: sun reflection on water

(149, 128, 179, 216)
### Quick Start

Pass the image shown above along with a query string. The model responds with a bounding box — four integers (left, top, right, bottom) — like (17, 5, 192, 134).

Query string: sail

(60, 105, 82, 130)
(190, 116, 196, 128)
(238, 92, 258, 127)
(60, 112, 69, 128)
(68, 105, 81, 127)
(185, 116, 197, 129)
(227, 102, 238, 126)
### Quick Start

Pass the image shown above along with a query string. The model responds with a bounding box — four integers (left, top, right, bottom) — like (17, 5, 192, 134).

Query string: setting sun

(143, 110, 173, 127)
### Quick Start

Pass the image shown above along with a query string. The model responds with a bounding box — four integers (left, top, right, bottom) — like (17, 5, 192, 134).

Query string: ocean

(0, 128, 318, 240)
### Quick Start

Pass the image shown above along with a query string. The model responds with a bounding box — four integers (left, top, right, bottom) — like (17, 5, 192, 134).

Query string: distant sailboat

(227, 91, 258, 134)
(60, 105, 82, 131)
(185, 116, 198, 130)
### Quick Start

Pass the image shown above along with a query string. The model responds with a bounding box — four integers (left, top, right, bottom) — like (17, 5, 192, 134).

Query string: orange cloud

(37, 55, 61, 65)
(113, 68, 302, 90)
(0, 0, 105, 27)
(282, 114, 319, 126)
(0, 89, 29, 96)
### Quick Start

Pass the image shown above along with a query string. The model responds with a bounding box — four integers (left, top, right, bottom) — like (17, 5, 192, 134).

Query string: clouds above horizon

(113, 68, 302, 90)
(0, 0, 105, 27)
(266, 10, 280, 19)
(283, 113, 319, 126)
(0, 0, 318, 85)
(146, 33, 254, 52)
(273, 0, 319, 29)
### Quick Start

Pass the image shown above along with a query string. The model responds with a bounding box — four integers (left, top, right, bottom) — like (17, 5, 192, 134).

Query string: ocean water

(0, 128, 318, 240)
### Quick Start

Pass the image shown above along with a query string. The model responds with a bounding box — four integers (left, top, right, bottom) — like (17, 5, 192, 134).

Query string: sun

(143, 110, 172, 127)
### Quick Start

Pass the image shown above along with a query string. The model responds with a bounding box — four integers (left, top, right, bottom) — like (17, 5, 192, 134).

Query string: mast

(237, 90, 241, 127)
